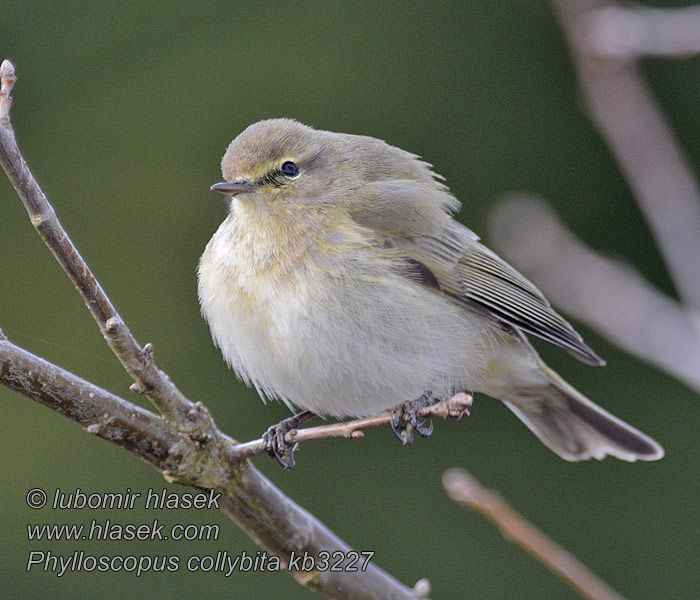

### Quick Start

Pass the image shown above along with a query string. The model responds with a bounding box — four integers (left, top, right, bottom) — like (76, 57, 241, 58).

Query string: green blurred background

(2, 1, 699, 598)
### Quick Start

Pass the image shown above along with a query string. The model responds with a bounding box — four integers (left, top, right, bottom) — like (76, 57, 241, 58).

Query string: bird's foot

(390, 392, 434, 446)
(263, 410, 316, 469)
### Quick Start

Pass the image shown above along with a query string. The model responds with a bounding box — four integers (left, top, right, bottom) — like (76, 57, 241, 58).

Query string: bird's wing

(349, 180, 604, 366)
(397, 232, 604, 366)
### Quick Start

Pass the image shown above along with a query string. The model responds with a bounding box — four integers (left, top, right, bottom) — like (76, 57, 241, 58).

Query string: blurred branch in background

(443, 469, 625, 600)
(586, 3, 700, 59)
(488, 0, 700, 392)
(490, 197, 700, 391)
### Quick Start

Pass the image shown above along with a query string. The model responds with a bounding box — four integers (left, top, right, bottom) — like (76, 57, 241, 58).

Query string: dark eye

(281, 161, 299, 177)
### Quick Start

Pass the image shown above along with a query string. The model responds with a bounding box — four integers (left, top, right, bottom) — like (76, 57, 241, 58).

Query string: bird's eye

(281, 161, 299, 177)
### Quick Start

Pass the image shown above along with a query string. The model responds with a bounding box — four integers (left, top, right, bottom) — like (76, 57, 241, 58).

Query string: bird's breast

(197, 201, 338, 378)
(197, 201, 500, 416)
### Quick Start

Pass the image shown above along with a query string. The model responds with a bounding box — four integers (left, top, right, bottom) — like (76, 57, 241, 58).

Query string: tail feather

(501, 370, 663, 462)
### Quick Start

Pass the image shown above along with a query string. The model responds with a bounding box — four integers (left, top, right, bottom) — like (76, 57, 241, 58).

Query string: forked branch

(489, 1, 700, 392)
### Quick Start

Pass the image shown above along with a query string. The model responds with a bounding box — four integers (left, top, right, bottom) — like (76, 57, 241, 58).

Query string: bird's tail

(484, 339, 664, 461)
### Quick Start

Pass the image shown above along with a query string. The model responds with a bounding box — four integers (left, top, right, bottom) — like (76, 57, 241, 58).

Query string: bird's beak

(210, 180, 259, 196)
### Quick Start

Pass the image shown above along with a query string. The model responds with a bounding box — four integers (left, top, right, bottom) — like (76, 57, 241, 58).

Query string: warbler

(198, 118, 663, 467)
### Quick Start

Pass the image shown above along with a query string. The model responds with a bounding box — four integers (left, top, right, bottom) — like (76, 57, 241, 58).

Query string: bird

(198, 118, 663, 468)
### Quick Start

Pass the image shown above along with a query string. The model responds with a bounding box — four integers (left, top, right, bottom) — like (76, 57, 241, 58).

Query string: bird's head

(211, 118, 442, 208)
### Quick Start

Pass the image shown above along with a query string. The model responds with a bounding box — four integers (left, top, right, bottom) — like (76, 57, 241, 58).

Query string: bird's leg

(263, 410, 317, 469)
(390, 391, 434, 446)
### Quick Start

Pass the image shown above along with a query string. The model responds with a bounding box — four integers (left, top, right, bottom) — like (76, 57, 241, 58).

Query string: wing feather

(348, 179, 604, 366)
(420, 238, 604, 366)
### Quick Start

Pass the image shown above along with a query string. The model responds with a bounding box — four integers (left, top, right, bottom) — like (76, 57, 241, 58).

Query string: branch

(0, 58, 192, 423)
(585, 4, 700, 59)
(443, 468, 625, 600)
(227, 393, 473, 462)
(550, 0, 700, 310)
(0, 60, 15, 124)
(0, 331, 420, 598)
(0, 331, 185, 472)
(489, 196, 700, 392)
(487, 2, 700, 392)
(0, 61, 422, 600)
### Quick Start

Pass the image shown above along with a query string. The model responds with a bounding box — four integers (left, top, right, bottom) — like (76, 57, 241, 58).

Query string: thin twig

(0, 60, 16, 124)
(551, 0, 700, 310)
(0, 59, 192, 423)
(228, 393, 473, 462)
(443, 468, 626, 600)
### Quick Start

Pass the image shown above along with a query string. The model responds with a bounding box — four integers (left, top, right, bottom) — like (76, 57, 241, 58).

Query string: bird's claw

(390, 393, 434, 446)
(262, 410, 316, 469)
(263, 422, 299, 469)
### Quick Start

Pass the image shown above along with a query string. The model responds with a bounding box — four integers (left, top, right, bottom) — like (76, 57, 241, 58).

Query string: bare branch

(0, 329, 421, 600)
(221, 463, 426, 599)
(0, 60, 16, 124)
(486, 1, 700, 391)
(550, 0, 700, 310)
(228, 393, 473, 462)
(0, 61, 192, 423)
(489, 196, 700, 392)
(443, 468, 626, 600)
(586, 4, 700, 59)
(0, 334, 184, 468)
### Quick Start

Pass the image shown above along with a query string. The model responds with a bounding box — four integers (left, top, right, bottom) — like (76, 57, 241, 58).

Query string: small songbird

(198, 118, 663, 468)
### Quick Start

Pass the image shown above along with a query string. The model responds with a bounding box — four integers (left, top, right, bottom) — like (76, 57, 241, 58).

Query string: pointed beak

(210, 180, 259, 196)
